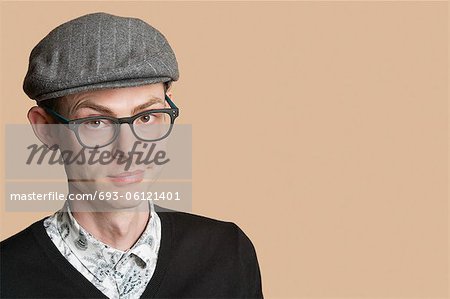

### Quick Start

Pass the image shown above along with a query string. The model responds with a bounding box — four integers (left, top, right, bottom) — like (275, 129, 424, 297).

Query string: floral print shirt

(43, 202, 161, 299)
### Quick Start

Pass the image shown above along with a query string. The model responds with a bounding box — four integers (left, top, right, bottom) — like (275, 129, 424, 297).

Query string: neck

(68, 200, 150, 251)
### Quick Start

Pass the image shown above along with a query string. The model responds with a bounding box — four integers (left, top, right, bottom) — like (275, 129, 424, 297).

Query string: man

(0, 12, 263, 298)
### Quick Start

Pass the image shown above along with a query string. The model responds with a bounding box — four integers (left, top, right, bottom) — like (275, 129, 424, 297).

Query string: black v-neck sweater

(0, 210, 263, 298)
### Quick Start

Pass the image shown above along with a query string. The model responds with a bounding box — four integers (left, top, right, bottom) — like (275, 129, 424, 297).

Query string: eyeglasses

(42, 94, 179, 149)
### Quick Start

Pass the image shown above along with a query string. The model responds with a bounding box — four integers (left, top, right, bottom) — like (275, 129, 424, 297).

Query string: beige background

(1, 1, 448, 298)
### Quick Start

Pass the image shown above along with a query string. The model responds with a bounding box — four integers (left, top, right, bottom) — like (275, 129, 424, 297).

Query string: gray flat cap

(23, 12, 179, 102)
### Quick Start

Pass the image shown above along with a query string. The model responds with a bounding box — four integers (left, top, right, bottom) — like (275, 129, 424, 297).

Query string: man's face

(36, 83, 172, 210)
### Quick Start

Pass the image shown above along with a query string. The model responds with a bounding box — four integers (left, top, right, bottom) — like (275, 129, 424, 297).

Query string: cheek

(57, 131, 109, 178)
(54, 126, 78, 149)
(55, 130, 82, 167)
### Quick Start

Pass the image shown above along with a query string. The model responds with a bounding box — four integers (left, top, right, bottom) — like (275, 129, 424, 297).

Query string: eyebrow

(70, 97, 165, 117)
(131, 98, 165, 114)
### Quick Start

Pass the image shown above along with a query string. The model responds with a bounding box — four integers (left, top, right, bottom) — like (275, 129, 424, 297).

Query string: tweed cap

(23, 12, 179, 102)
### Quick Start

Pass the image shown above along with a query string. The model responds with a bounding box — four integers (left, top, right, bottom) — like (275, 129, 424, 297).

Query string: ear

(27, 106, 59, 149)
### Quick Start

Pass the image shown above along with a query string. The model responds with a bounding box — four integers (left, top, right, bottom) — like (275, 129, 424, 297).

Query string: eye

(81, 119, 111, 129)
(138, 113, 154, 124)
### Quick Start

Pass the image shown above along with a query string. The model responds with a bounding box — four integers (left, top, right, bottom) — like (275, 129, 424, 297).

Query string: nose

(111, 123, 138, 159)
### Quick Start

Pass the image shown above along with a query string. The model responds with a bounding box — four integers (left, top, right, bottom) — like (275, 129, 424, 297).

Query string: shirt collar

(56, 201, 158, 281)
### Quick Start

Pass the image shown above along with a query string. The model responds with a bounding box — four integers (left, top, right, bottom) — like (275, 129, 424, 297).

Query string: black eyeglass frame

(41, 94, 179, 149)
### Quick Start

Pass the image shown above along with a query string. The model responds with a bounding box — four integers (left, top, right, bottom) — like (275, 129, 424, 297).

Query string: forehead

(58, 83, 165, 112)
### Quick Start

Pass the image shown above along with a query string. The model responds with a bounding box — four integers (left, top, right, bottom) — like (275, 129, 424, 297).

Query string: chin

(68, 180, 152, 211)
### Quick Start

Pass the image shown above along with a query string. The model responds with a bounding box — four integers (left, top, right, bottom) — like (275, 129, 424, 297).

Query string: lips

(107, 170, 145, 185)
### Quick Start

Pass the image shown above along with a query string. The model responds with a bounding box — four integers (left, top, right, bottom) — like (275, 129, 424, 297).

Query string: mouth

(107, 170, 145, 185)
